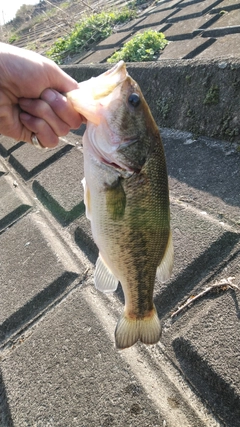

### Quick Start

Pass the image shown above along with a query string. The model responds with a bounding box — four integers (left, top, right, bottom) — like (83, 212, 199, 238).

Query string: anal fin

(94, 254, 119, 293)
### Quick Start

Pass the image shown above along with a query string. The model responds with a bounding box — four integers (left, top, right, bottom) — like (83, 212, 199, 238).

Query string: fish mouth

(66, 61, 128, 124)
(91, 61, 128, 100)
(104, 60, 125, 77)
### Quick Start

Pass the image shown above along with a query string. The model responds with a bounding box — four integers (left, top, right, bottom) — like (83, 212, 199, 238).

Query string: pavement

(0, 1, 240, 426)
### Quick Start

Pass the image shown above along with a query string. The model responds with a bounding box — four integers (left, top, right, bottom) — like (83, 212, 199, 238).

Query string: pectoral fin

(94, 254, 119, 293)
(82, 177, 91, 220)
(105, 178, 126, 221)
(156, 231, 174, 283)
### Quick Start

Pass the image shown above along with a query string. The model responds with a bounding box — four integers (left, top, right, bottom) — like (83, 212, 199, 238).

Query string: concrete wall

(63, 58, 240, 143)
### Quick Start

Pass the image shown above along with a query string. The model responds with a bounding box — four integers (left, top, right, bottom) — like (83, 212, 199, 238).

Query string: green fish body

(67, 61, 173, 349)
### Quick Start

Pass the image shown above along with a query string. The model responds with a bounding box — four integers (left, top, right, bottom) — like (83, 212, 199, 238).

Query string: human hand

(0, 43, 84, 147)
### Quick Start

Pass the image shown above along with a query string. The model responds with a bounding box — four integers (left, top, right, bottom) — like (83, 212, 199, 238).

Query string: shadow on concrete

(75, 226, 98, 265)
(33, 181, 85, 227)
(155, 231, 240, 318)
(162, 134, 240, 209)
(0, 205, 32, 233)
(0, 368, 14, 427)
(173, 337, 240, 427)
(0, 271, 78, 347)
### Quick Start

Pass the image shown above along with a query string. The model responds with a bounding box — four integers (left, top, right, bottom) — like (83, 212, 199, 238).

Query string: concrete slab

(198, 33, 240, 58)
(211, 9, 240, 27)
(0, 287, 167, 427)
(82, 47, 121, 64)
(168, 0, 222, 20)
(165, 271, 240, 427)
(0, 175, 32, 232)
(9, 141, 73, 180)
(134, 7, 179, 30)
(73, 215, 98, 264)
(162, 130, 240, 227)
(160, 37, 216, 59)
(82, 30, 134, 64)
(164, 14, 215, 40)
(0, 214, 80, 346)
(155, 201, 240, 316)
(211, 0, 240, 12)
(0, 135, 24, 158)
(32, 148, 85, 225)
(152, 0, 184, 10)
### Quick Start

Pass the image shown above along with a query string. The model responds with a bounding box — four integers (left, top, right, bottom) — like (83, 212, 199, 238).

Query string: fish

(66, 61, 173, 349)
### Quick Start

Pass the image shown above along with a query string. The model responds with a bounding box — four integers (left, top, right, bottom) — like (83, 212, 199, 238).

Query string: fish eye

(128, 93, 141, 107)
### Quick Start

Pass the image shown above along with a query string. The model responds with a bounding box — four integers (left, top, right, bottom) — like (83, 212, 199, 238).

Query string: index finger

(40, 88, 84, 129)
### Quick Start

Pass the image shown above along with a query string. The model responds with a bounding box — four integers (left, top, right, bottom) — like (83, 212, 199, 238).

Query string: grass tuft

(107, 30, 168, 63)
(46, 8, 136, 64)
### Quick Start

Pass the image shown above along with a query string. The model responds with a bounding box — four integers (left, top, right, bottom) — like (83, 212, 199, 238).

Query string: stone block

(82, 47, 121, 64)
(164, 14, 214, 39)
(73, 215, 98, 264)
(0, 175, 32, 231)
(0, 214, 80, 346)
(0, 135, 24, 157)
(168, 267, 240, 427)
(162, 130, 240, 226)
(168, 0, 222, 20)
(211, 0, 240, 12)
(160, 37, 215, 59)
(211, 9, 240, 26)
(9, 141, 73, 180)
(198, 33, 240, 57)
(135, 8, 179, 30)
(32, 148, 85, 225)
(1, 286, 164, 427)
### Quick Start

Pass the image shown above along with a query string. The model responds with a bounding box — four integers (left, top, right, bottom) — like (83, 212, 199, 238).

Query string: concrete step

(0, 125, 239, 425)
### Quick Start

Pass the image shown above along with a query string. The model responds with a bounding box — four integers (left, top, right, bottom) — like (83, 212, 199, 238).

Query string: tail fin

(115, 305, 161, 350)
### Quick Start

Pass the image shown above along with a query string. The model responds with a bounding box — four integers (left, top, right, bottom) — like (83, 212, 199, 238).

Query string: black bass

(66, 61, 173, 349)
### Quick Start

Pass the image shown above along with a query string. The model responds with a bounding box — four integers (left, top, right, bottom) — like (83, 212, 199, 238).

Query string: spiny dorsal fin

(156, 231, 174, 283)
(115, 305, 161, 349)
(94, 254, 119, 293)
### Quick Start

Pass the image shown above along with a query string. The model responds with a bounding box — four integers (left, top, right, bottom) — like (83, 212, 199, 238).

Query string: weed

(156, 98, 171, 120)
(204, 85, 219, 105)
(107, 30, 168, 63)
(8, 34, 19, 44)
(46, 8, 136, 64)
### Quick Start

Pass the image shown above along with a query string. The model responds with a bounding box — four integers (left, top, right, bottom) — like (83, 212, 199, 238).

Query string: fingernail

(41, 89, 57, 103)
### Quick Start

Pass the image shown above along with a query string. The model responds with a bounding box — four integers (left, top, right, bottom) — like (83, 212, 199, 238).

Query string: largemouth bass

(67, 61, 173, 349)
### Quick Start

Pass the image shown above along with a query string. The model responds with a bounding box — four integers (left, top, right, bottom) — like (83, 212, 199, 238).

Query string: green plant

(204, 85, 220, 105)
(46, 8, 136, 64)
(8, 34, 19, 44)
(107, 30, 168, 63)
